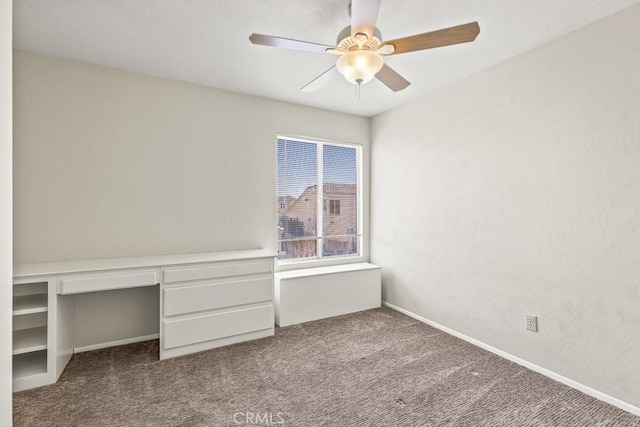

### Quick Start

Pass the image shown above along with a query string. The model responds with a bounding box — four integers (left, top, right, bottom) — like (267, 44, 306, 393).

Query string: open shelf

(12, 280, 52, 392)
(13, 281, 47, 297)
(13, 326, 48, 355)
(13, 350, 48, 379)
(13, 294, 48, 316)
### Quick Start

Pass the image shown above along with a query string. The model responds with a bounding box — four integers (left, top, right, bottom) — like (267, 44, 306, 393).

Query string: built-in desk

(12, 249, 276, 392)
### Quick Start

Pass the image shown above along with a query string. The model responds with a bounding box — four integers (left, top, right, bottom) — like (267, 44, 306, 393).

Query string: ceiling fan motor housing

(336, 26, 383, 51)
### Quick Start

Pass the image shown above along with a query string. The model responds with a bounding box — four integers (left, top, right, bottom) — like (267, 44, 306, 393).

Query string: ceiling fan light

(336, 50, 383, 85)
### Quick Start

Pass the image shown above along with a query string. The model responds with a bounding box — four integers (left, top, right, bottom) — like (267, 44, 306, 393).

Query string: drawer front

(163, 277, 272, 317)
(59, 270, 158, 295)
(162, 259, 273, 284)
(162, 304, 273, 350)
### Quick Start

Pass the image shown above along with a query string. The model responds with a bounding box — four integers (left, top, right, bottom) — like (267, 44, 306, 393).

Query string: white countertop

(14, 249, 277, 278)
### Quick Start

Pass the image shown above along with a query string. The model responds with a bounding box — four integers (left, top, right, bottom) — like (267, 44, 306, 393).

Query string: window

(323, 199, 341, 215)
(277, 136, 361, 261)
(329, 200, 340, 215)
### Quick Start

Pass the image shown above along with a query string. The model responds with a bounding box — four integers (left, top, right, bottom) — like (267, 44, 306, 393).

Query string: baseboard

(74, 333, 159, 353)
(382, 301, 640, 417)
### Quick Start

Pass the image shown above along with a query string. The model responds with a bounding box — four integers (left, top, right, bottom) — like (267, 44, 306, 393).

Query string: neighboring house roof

(322, 183, 356, 195)
(300, 183, 356, 195)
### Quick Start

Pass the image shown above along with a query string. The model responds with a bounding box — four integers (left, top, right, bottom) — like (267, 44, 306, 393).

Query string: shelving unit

(12, 279, 54, 392)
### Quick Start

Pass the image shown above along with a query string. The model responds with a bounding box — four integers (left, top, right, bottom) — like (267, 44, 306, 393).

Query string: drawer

(59, 270, 158, 295)
(162, 259, 273, 284)
(163, 277, 272, 317)
(162, 304, 273, 350)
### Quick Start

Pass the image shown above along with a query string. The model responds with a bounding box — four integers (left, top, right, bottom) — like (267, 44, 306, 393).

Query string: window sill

(275, 262, 380, 279)
(275, 254, 367, 273)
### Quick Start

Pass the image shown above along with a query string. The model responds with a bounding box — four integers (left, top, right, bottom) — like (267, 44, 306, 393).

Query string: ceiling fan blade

(249, 33, 335, 54)
(350, 0, 382, 38)
(383, 22, 480, 55)
(301, 66, 340, 92)
(375, 63, 411, 92)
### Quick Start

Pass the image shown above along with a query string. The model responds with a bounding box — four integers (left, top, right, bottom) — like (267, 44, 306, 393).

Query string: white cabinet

(275, 263, 381, 327)
(13, 249, 276, 390)
(12, 278, 73, 392)
(163, 305, 273, 350)
(162, 259, 272, 284)
(160, 257, 275, 360)
(163, 277, 272, 316)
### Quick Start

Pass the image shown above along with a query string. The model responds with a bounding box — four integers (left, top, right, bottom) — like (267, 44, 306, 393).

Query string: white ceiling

(13, 0, 640, 117)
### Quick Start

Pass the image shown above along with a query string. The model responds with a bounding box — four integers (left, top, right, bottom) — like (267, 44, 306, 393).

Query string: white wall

(0, 2, 11, 425)
(13, 50, 370, 264)
(371, 4, 640, 409)
(13, 51, 369, 347)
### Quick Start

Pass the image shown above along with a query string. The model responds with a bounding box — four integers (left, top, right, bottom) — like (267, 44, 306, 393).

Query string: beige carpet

(13, 307, 640, 426)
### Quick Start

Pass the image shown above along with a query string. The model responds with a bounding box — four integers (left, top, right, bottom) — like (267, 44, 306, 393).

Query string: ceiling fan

(249, 0, 480, 93)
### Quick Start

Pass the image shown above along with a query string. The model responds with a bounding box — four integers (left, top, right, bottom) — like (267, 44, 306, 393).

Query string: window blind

(277, 137, 360, 261)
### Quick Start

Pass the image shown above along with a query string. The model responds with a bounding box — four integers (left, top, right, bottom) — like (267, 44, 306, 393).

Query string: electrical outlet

(526, 315, 538, 332)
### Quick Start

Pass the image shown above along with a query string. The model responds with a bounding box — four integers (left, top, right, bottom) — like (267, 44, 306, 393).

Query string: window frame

(276, 135, 363, 266)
